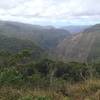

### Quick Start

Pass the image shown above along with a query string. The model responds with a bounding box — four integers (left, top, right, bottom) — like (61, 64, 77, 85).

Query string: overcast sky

(0, 0, 100, 26)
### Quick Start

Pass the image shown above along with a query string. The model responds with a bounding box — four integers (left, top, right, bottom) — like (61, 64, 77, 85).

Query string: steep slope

(0, 21, 70, 49)
(0, 33, 44, 59)
(55, 24, 100, 62)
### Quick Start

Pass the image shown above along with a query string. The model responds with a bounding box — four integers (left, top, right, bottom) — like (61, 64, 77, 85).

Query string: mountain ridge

(55, 24, 100, 62)
(0, 20, 71, 50)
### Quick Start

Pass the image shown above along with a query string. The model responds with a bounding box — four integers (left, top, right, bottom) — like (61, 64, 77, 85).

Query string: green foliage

(19, 95, 52, 100)
(33, 96, 52, 100)
(36, 59, 55, 76)
(19, 96, 33, 100)
(0, 68, 23, 86)
(0, 49, 99, 100)
(54, 62, 89, 81)
(0, 50, 99, 88)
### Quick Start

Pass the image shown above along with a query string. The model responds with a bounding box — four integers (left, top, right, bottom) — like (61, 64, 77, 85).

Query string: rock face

(55, 24, 100, 62)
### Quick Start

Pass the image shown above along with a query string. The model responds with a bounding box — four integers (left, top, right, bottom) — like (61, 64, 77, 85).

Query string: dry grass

(0, 79, 100, 100)
(0, 86, 65, 100)
(65, 79, 100, 100)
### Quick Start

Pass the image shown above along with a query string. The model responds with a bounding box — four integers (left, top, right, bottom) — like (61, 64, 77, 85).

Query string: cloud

(0, 0, 25, 9)
(0, 0, 100, 25)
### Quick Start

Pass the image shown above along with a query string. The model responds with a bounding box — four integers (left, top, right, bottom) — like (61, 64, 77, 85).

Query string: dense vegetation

(0, 50, 100, 100)
(0, 21, 100, 100)
(0, 33, 44, 52)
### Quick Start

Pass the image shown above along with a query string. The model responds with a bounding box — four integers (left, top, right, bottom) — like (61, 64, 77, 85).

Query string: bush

(0, 68, 23, 86)
(55, 62, 89, 81)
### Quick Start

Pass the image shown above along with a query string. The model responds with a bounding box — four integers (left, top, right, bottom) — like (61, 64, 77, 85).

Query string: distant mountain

(55, 24, 100, 62)
(62, 25, 90, 34)
(0, 21, 71, 50)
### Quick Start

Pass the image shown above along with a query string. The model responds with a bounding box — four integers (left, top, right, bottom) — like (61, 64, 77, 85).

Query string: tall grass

(0, 79, 99, 100)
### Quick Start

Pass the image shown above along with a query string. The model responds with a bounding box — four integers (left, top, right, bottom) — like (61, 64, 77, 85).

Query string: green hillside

(0, 21, 70, 49)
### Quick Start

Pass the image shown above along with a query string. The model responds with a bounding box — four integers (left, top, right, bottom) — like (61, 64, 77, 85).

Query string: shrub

(0, 68, 23, 86)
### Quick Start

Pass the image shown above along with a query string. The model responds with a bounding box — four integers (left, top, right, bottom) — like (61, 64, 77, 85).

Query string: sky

(0, 0, 100, 27)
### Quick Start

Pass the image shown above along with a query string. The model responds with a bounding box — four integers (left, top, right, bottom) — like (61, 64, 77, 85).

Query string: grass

(0, 79, 99, 100)
(0, 86, 64, 100)
(66, 79, 100, 100)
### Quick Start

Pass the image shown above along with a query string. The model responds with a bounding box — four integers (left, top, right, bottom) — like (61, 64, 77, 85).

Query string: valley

(0, 21, 99, 100)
